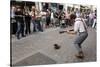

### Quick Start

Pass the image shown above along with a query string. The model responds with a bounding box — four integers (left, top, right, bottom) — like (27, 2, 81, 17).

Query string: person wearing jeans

(66, 14, 88, 59)
(16, 21, 25, 39)
(15, 7, 25, 39)
(32, 19, 37, 32)
(30, 6, 37, 32)
(36, 16, 43, 32)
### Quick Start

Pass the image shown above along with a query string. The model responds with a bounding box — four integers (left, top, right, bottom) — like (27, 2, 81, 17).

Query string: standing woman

(30, 6, 37, 32)
(35, 10, 43, 32)
(40, 10, 47, 31)
(24, 6, 31, 35)
(67, 14, 88, 59)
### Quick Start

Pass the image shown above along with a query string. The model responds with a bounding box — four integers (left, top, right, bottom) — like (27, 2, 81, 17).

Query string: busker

(66, 14, 88, 59)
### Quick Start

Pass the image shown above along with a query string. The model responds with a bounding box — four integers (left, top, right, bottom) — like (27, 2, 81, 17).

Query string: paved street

(11, 27, 96, 66)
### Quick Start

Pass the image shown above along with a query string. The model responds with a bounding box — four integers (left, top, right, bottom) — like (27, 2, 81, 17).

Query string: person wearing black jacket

(15, 7, 25, 39)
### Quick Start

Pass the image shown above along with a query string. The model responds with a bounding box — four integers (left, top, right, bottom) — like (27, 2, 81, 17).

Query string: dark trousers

(54, 18, 60, 27)
(89, 18, 93, 27)
(65, 19, 71, 26)
(11, 18, 17, 34)
(25, 21, 31, 34)
(46, 17, 51, 26)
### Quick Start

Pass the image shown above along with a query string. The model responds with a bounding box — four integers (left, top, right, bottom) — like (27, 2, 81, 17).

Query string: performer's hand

(67, 29, 76, 34)
(66, 30, 70, 34)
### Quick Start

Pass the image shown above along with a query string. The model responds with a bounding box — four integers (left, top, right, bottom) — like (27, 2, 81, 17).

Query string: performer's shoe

(75, 51, 84, 59)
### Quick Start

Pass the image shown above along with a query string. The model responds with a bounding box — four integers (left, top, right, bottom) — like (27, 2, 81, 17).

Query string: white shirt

(74, 18, 87, 33)
(65, 12, 70, 19)
(89, 13, 94, 19)
(11, 9, 15, 18)
(51, 12, 54, 19)
(76, 12, 80, 18)
(40, 11, 46, 16)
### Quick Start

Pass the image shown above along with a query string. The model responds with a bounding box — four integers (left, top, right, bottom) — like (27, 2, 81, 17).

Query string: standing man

(15, 6, 25, 39)
(67, 14, 88, 59)
(65, 11, 70, 26)
(54, 10, 59, 27)
(11, 5, 17, 34)
(50, 11, 55, 27)
(46, 9, 51, 28)
(89, 11, 94, 27)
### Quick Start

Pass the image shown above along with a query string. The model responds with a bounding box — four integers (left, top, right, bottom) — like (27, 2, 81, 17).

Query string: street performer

(61, 14, 88, 59)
